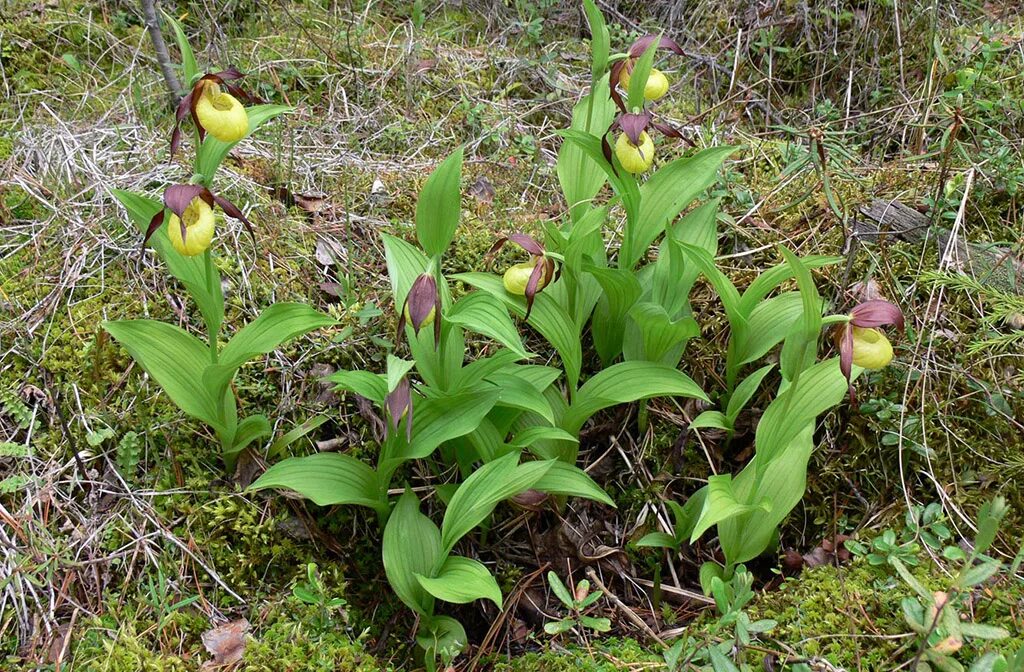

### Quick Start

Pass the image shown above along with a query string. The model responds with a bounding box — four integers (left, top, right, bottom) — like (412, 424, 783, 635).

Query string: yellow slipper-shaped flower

(167, 197, 215, 256)
(850, 327, 894, 369)
(503, 260, 550, 295)
(615, 131, 655, 174)
(620, 67, 670, 101)
(195, 82, 249, 143)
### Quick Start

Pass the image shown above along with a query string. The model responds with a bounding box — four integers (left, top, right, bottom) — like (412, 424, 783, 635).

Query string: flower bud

(614, 131, 655, 174)
(620, 67, 670, 101)
(503, 260, 549, 295)
(194, 81, 249, 143)
(400, 273, 441, 345)
(850, 327, 893, 369)
(167, 197, 215, 256)
(403, 301, 435, 329)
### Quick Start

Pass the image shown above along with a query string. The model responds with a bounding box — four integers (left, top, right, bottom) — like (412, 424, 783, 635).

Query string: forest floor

(1, 1, 1023, 670)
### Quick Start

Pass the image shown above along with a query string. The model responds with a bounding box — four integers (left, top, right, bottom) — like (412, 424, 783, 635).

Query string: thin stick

(585, 568, 665, 646)
(140, 0, 182, 102)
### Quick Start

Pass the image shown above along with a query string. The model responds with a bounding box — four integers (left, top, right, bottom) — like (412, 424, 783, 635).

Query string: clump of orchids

(603, 35, 686, 175)
(107, 22, 331, 468)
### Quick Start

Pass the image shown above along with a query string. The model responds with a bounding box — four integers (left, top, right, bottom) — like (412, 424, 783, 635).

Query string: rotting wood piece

(855, 198, 1023, 294)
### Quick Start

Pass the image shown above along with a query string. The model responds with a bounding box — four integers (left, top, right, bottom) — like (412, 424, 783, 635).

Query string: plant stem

(204, 249, 219, 364)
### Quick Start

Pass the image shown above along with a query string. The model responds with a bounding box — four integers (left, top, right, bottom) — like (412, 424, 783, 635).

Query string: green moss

(490, 638, 659, 672)
(68, 564, 384, 672)
(751, 559, 1024, 670)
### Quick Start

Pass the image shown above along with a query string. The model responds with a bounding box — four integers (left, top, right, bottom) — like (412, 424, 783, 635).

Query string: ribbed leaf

(739, 255, 841, 315)
(249, 452, 384, 512)
(162, 11, 198, 86)
(507, 426, 577, 449)
(440, 452, 553, 553)
(755, 358, 849, 466)
(382, 233, 430, 310)
(690, 474, 771, 542)
(382, 490, 441, 615)
(587, 266, 642, 363)
(726, 363, 775, 423)
(325, 370, 387, 405)
(735, 293, 805, 366)
(231, 414, 271, 454)
(221, 303, 335, 370)
(532, 461, 614, 506)
(398, 387, 500, 461)
(556, 77, 616, 224)
(103, 319, 223, 430)
(415, 556, 502, 608)
(622, 147, 736, 269)
(563, 361, 707, 434)
(487, 373, 556, 425)
(416, 148, 463, 256)
(454, 272, 582, 390)
(447, 292, 530, 359)
(196, 105, 292, 178)
(625, 301, 699, 364)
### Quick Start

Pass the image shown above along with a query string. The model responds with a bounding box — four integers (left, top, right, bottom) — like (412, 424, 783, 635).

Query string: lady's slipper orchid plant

(487, 234, 556, 319)
(171, 67, 257, 154)
(142, 184, 254, 256)
(107, 19, 330, 472)
(600, 36, 687, 175)
(398, 272, 442, 344)
(837, 299, 905, 400)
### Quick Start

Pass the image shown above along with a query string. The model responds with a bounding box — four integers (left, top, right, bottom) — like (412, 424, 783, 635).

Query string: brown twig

(140, 0, 182, 103)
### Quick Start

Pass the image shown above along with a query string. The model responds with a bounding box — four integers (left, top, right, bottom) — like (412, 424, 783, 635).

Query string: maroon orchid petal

(628, 35, 684, 58)
(545, 257, 558, 285)
(837, 325, 856, 403)
(385, 378, 413, 442)
(651, 120, 681, 138)
(212, 194, 256, 246)
(523, 259, 546, 320)
(163, 184, 212, 216)
(484, 236, 510, 268)
(486, 233, 546, 267)
(224, 81, 260, 104)
(210, 66, 245, 83)
(601, 131, 616, 170)
(142, 209, 165, 249)
(170, 92, 194, 156)
(188, 81, 207, 144)
(618, 112, 652, 145)
(507, 233, 545, 257)
(849, 300, 904, 330)
(609, 60, 627, 113)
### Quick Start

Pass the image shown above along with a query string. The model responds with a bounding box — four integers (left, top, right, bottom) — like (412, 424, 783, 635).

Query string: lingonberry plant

(106, 17, 333, 468)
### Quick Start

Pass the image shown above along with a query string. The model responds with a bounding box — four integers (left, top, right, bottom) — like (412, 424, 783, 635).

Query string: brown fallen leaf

(201, 618, 249, 669)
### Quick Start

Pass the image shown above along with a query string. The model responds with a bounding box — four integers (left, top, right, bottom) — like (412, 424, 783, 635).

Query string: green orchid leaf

(416, 148, 463, 257)
(415, 556, 502, 608)
(249, 452, 385, 514)
(382, 490, 442, 615)
(563, 361, 707, 435)
(103, 319, 224, 431)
